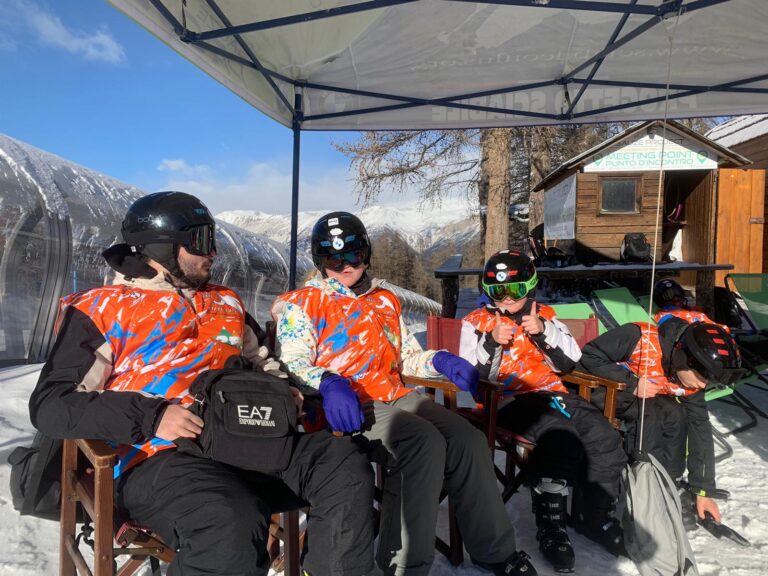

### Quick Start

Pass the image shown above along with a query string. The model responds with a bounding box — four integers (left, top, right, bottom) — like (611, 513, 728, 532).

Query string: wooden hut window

(599, 176, 641, 214)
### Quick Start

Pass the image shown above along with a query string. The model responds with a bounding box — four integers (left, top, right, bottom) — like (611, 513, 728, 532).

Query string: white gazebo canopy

(110, 0, 768, 130)
(107, 0, 768, 285)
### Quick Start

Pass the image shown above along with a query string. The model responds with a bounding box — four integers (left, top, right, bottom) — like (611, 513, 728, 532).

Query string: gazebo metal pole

(289, 90, 303, 290)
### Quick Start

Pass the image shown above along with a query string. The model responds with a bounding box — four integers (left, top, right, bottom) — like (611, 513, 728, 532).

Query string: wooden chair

(59, 438, 302, 576)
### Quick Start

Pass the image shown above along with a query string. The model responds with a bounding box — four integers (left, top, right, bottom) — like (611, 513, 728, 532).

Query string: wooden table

(434, 256, 734, 318)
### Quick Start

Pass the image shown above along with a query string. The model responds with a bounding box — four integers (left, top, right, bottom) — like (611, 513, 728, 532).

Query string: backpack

(8, 431, 64, 521)
(623, 453, 700, 576)
(621, 233, 652, 263)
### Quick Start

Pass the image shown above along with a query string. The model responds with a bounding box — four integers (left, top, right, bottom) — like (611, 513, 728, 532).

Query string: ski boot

(572, 483, 626, 557)
(474, 550, 538, 576)
(532, 478, 575, 573)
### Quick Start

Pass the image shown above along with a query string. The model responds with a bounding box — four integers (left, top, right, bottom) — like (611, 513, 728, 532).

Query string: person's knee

(206, 497, 271, 543)
(391, 415, 447, 468)
(449, 421, 488, 457)
(174, 496, 271, 574)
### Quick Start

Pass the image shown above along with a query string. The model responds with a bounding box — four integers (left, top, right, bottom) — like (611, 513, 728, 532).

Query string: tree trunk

(480, 128, 512, 260)
(527, 127, 553, 236)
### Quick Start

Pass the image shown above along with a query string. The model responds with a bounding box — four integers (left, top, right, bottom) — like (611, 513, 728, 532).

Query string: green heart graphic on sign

(593, 155, 603, 167)
(696, 150, 709, 164)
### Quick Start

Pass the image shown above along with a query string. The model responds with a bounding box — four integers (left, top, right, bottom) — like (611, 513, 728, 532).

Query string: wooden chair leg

(447, 499, 463, 566)
(93, 449, 115, 576)
(284, 510, 301, 576)
(268, 513, 284, 571)
(60, 439, 78, 576)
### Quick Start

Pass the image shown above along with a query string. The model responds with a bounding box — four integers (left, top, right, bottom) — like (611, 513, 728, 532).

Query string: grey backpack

(623, 453, 700, 576)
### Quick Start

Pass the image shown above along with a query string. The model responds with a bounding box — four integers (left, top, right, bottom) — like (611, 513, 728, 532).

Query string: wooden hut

(707, 115, 768, 277)
(534, 120, 764, 285)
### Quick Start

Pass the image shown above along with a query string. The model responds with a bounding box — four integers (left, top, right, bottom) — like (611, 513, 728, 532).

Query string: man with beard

(29, 192, 375, 576)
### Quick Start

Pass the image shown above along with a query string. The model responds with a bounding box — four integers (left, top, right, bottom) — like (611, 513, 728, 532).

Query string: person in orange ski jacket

(580, 315, 744, 530)
(30, 193, 375, 576)
(652, 278, 731, 330)
(460, 250, 627, 571)
(273, 212, 538, 576)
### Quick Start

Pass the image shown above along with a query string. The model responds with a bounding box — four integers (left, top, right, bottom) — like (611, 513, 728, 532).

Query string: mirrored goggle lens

(485, 282, 530, 301)
(324, 250, 365, 272)
(186, 224, 216, 256)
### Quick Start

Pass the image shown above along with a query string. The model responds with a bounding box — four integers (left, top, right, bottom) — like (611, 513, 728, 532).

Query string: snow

(2, 364, 767, 575)
(706, 115, 768, 149)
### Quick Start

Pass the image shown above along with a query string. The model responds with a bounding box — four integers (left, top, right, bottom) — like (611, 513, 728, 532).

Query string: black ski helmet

(481, 250, 538, 301)
(121, 191, 216, 275)
(653, 278, 686, 308)
(671, 323, 744, 388)
(310, 211, 371, 271)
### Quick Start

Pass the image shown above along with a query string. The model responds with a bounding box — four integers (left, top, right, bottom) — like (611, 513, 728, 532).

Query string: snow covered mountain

(217, 197, 482, 254)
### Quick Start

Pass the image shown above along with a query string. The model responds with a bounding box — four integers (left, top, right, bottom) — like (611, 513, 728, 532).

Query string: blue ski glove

(432, 351, 479, 397)
(319, 374, 364, 433)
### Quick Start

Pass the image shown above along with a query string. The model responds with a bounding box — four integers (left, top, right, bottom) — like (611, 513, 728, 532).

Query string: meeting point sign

(583, 132, 720, 173)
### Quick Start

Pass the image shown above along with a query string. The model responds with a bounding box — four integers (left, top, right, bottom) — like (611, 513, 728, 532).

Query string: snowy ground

(1, 364, 767, 576)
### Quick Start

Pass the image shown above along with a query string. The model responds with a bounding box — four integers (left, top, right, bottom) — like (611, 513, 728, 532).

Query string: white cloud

(5, 1, 126, 63)
(155, 160, 415, 216)
(157, 159, 210, 176)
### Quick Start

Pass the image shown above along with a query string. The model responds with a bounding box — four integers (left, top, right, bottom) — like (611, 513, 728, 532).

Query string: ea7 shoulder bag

(176, 361, 298, 472)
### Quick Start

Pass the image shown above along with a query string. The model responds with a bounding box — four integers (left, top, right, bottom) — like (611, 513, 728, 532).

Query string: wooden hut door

(715, 168, 765, 285)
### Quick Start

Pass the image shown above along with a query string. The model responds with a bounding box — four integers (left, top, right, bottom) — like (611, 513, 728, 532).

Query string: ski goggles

(482, 273, 538, 301)
(184, 224, 216, 256)
(322, 250, 366, 272)
(123, 223, 216, 256)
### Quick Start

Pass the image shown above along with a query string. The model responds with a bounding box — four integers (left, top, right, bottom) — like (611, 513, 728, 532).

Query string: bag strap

(20, 433, 61, 516)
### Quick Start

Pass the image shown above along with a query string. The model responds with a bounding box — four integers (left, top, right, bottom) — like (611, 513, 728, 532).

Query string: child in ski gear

(30, 192, 375, 576)
(273, 212, 537, 576)
(579, 318, 744, 527)
(460, 250, 627, 572)
(653, 278, 730, 330)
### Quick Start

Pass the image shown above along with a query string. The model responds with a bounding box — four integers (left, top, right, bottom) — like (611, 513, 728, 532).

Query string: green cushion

(549, 303, 607, 334)
(635, 294, 658, 316)
(728, 274, 768, 331)
(705, 386, 735, 402)
(593, 287, 655, 328)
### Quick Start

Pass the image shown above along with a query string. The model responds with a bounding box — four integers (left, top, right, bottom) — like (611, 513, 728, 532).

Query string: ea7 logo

(236, 405, 276, 427)
(237, 405, 273, 420)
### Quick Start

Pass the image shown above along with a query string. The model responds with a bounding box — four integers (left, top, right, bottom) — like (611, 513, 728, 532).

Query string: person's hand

(634, 376, 662, 399)
(432, 351, 479, 396)
(491, 312, 515, 345)
(520, 302, 545, 335)
(696, 495, 721, 523)
(319, 375, 364, 433)
(290, 386, 304, 415)
(155, 404, 204, 441)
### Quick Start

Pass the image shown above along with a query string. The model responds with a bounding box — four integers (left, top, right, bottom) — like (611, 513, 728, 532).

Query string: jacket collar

(113, 272, 200, 299)
(306, 276, 385, 298)
(484, 299, 535, 324)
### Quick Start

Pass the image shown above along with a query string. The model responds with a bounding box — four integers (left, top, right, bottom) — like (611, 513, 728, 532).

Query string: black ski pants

(497, 391, 626, 498)
(116, 431, 374, 576)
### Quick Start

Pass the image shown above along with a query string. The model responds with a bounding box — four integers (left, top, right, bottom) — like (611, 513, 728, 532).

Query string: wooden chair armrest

(401, 374, 457, 392)
(564, 371, 626, 429)
(400, 374, 504, 452)
(400, 374, 504, 394)
(75, 438, 118, 469)
(570, 370, 627, 391)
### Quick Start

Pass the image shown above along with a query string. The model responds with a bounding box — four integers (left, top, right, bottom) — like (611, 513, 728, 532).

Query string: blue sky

(0, 0, 396, 215)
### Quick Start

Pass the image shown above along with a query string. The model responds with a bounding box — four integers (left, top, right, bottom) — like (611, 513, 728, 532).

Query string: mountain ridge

(217, 198, 482, 254)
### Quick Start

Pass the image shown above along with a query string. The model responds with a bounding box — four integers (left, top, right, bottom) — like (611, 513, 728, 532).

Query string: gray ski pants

(361, 391, 517, 576)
